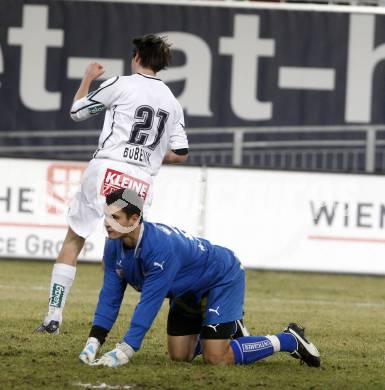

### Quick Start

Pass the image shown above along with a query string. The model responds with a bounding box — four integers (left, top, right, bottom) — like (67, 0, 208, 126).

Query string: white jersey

(70, 73, 188, 176)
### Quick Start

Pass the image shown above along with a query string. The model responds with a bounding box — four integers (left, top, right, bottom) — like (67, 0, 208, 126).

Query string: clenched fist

(84, 63, 105, 81)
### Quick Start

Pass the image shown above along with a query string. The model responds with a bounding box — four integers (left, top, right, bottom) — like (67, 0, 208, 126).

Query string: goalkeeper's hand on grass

(79, 337, 101, 365)
(91, 342, 134, 368)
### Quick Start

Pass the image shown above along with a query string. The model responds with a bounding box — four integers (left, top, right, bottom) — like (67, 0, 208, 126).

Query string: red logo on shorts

(101, 168, 149, 200)
(47, 163, 86, 214)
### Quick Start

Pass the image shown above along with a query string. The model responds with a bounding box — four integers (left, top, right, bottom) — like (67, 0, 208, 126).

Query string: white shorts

(68, 158, 153, 238)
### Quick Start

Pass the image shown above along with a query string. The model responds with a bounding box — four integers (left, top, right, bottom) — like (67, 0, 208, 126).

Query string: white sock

(266, 335, 281, 352)
(46, 263, 76, 324)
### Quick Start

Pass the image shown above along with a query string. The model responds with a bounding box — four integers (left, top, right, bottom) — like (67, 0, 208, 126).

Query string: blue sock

(230, 336, 275, 364)
(276, 332, 297, 353)
(230, 333, 297, 364)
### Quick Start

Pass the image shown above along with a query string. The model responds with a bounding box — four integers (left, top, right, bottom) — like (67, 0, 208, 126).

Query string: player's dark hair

(106, 189, 142, 221)
(132, 34, 171, 73)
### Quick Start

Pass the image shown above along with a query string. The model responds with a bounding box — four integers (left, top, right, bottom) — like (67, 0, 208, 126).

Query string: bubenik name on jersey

(123, 146, 151, 165)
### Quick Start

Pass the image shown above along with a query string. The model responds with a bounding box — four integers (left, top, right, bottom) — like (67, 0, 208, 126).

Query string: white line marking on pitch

(0, 284, 99, 293)
(0, 284, 46, 291)
(74, 383, 132, 389)
(247, 297, 385, 309)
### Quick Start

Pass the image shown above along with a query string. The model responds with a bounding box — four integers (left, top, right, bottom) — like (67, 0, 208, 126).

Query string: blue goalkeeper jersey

(92, 221, 243, 351)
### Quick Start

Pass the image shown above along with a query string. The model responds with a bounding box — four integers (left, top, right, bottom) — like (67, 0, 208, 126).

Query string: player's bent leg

(202, 339, 234, 365)
(167, 335, 199, 362)
(166, 299, 202, 361)
(200, 321, 239, 365)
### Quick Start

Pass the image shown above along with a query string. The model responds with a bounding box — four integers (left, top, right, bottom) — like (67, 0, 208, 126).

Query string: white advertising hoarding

(147, 166, 204, 236)
(0, 158, 203, 261)
(204, 168, 385, 274)
(1, 158, 385, 274)
(0, 159, 104, 261)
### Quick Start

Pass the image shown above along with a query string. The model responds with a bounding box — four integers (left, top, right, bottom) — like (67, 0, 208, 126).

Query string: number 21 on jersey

(128, 105, 169, 150)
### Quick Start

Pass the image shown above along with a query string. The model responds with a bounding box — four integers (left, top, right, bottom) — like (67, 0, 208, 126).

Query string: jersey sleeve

(92, 241, 127, 331)
(123, 247, 180, 351)
(168, 101, 188, 151)
(70, 76, 120, 122)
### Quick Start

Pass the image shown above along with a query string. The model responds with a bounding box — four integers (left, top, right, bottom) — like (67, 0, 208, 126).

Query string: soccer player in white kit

(36, 34, 189, 334)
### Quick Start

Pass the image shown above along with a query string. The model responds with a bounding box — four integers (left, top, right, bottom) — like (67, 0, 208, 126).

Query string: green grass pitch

(1, 259, 385, 389)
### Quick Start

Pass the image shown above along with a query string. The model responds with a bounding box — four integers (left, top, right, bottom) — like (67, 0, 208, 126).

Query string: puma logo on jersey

(207, 324, 219, 333)
(208, 306, 220, 316)
(154, 261, 165, 271)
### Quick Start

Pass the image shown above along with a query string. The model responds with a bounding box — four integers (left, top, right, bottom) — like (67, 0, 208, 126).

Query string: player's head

(104, 188, 144, 239)
(131, 34, 171, 74)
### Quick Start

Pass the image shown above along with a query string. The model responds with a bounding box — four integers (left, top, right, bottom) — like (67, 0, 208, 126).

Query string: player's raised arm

(74, 63, 105, 101)
(70, 63, 114, 122)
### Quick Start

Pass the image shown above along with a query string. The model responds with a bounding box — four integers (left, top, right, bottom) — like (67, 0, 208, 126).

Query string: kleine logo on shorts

(101, 168, 149, 200)
(47, 163, 86, 214)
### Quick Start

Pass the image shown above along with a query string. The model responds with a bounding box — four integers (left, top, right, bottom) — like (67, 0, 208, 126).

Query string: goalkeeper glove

(79, 337, 101, 365)
(91, 341, 134, 368)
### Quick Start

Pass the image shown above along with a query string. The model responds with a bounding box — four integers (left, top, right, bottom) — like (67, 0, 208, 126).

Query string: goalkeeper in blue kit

(80, 188, 321, 368)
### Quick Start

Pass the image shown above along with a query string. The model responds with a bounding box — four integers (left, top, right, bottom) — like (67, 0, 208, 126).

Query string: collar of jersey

(136, 72, 161, 81)
(119, 223, 145, 260)
(134, 223, 145, 257)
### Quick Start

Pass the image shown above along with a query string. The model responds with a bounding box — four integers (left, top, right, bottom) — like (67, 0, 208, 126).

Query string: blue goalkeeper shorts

(203, 258, 245, 326)
(167, 252, 245, 338)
